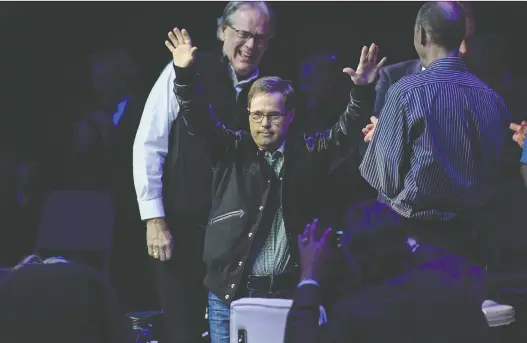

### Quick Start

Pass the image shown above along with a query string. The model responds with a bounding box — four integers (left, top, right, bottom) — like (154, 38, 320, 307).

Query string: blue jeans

(208, 291, 231, 343)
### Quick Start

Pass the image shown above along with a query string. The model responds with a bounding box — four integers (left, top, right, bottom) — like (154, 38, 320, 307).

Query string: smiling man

(133, 2, 275, 342)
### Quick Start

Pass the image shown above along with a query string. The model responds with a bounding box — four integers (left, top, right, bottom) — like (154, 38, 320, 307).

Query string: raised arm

(304, 44, 386, 153)
(166, 28, 242, 162)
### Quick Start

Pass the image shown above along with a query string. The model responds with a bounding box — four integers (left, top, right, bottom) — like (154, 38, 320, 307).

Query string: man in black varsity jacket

(166, 27, 386, 343)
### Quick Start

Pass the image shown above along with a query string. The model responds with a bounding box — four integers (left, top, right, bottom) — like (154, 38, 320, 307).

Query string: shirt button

(238, 261, 243, 266)
(259, 205, 264, 211)
(225, 294, 230, 300)
(268, 179, 271, 183)
(279, 177, 283, 181)
(231, 284, 235, 288)
(248, 232, 253, 238)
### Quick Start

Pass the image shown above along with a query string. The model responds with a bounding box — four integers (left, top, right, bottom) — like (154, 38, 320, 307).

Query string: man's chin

(256, 138, 280, 151)
(232, 61, 257, 77)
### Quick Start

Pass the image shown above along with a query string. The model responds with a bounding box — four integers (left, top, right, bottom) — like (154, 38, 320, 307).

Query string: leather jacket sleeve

(172, 63, 243, 162)
(303, 84, 374, 153)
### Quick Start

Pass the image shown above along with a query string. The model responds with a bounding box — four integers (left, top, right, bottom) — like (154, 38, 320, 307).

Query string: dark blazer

(374, 59, 422, 115)
(285, 254, 495, 343)
(0, 263, 133, 343)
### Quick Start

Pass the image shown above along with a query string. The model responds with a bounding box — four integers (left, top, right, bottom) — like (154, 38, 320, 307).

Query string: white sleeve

(133, 62, 178, 220)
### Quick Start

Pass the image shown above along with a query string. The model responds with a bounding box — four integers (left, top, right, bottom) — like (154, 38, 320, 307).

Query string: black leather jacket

(173, 65, 373, 303)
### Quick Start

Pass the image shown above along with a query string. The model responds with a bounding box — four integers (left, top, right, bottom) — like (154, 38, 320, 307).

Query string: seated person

(285, 202, 493, 343)
(0, 255, 133, 343)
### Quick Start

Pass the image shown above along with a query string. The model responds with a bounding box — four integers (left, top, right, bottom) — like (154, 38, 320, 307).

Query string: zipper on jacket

(210, 210, 245, 225)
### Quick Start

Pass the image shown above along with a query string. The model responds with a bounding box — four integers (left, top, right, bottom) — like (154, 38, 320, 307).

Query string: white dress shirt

(133, 62, 177, 220)
(133, 60, 258, 221)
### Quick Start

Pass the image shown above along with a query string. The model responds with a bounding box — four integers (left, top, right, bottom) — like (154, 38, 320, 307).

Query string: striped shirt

(252, 142, 291, 276)
(360, 57, 511, 220)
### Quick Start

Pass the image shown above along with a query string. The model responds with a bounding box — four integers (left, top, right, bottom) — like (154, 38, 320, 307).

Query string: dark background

(0, 1, 524, 160)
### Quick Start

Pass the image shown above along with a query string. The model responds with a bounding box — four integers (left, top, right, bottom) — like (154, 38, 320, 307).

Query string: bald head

(416, 1, 467, 51)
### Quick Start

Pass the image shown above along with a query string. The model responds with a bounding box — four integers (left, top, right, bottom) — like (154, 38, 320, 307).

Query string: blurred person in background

(41, 48, 154, 312)
(80, 48, 154, 313)
(0, 150, 39, 267)
(0, 255, 133, 343)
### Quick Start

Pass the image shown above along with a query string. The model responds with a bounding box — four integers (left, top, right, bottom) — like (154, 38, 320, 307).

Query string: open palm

(165, 27, 198, 68)
(343, 43, 387, 86)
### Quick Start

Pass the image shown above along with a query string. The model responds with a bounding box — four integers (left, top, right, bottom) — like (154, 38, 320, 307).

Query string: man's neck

(422, 47, 458, 68)
(259, 140, 286, 154)
(229, 65, 258, 86)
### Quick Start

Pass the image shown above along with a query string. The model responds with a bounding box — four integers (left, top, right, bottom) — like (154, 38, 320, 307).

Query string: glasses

(249, 111, 285, 124)
(228, 24, 268, 46)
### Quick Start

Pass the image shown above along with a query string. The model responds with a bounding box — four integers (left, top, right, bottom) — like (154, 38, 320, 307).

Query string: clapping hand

(510, 121, 527, 149)
(165, 27, 198, 68)
(343, 43, 387, 86)
(362, 116, 378, 142)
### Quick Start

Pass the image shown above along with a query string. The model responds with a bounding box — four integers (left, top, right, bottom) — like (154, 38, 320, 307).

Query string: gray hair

(11, 254, 69, 272)
(216, 1, 276, 40)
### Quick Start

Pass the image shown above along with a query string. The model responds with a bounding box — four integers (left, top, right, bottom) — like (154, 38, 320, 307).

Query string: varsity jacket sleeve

(172, 63, 243, 162)
(303, 84, 374, 153)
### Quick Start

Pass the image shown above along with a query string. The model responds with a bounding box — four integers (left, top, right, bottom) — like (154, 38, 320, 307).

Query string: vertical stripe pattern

(360, 57, 511, 220)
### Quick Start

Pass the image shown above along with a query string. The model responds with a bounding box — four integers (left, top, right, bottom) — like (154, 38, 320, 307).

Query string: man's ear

(218, 25, 226, 41)
(418, 25, 428, 46)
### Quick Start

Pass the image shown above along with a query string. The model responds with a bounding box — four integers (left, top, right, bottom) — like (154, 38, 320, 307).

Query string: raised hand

(343, 43, 387, 86)
(298, 218, 334, 282)
(165, 27, 198, 68)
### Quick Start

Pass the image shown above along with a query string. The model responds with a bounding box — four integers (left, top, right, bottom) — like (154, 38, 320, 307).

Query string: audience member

(168, 26, 385, 342)
(0, 152, 39, 266)
(285, 210, 494, 343)
(0, 255, 133, 343)
(70, 48, 141, 190)
(39, 48, 153, 312)
(133, 2, 275, 342)
(73, 48, 153, 313)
